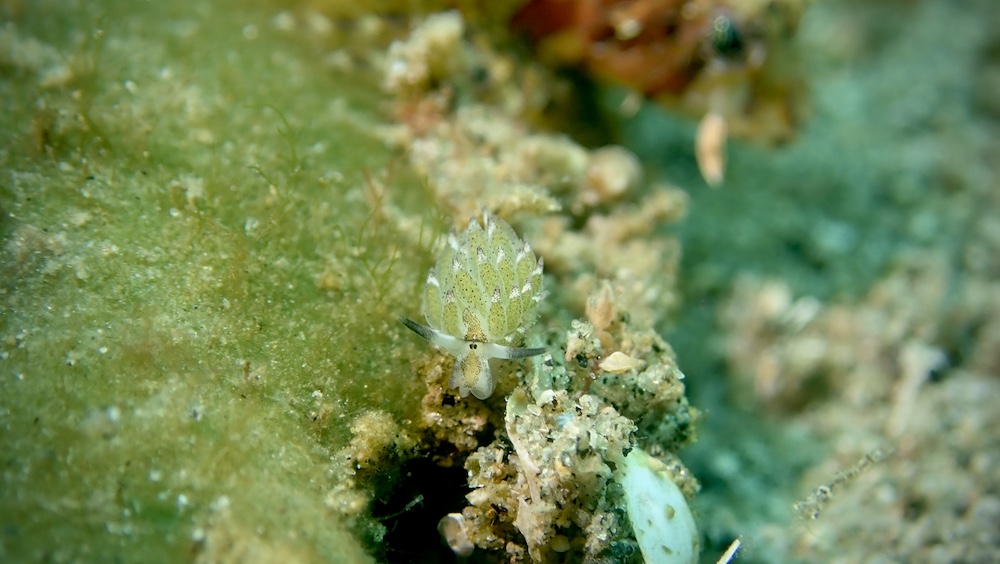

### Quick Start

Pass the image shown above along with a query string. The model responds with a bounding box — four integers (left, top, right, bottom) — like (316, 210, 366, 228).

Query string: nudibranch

(400, 211, 547, 399)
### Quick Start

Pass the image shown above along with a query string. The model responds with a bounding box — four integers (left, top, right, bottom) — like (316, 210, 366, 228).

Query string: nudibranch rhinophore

(400, 211, 547, 399)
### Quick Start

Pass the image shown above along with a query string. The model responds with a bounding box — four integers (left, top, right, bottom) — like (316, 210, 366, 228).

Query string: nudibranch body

(401, 211, 546, 399)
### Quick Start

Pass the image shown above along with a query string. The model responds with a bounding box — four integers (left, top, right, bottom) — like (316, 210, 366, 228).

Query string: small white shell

(599, 351, 644, 374)
(438, 513, 474, 557)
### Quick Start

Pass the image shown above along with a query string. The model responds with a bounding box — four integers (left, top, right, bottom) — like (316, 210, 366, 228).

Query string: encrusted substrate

(407, 281, 699, 560)
(413, 354, 498, 466)
(379, 11, 699, 561)
(463, 390, 636, 562)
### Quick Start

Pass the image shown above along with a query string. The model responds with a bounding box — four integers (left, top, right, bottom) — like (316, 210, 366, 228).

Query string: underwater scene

(2, 0, 998, 562)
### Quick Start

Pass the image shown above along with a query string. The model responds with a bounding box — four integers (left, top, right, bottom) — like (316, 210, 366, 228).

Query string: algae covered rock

(0, 1, 430, 561)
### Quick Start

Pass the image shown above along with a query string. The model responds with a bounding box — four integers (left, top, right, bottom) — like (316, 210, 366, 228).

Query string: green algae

(1, 1, 435, 561)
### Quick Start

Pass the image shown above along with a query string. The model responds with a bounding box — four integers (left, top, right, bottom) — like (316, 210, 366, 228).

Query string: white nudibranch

(400, 211, 547, 399)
